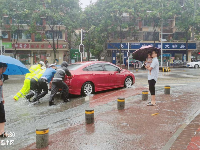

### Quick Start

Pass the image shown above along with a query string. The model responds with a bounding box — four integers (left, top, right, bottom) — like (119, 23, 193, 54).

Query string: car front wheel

(124, 77, 133, 88)
(82, 82, 94, 96)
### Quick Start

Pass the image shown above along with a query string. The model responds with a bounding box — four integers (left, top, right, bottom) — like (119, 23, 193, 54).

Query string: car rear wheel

(124, 77, 133, 88)
(194, 64, 199, 69)
(82, 82, 94, 96)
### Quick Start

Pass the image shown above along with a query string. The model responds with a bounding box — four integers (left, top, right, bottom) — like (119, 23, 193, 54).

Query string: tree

(174, 0, 200, 61)
(80, 0, 138, 62)
(31, 0, 81, 60)
(1, 0, 41, 58)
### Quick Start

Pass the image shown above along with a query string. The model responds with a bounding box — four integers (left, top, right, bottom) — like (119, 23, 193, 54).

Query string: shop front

(107, 42, 196, 65)
(3, 42, 69, 65)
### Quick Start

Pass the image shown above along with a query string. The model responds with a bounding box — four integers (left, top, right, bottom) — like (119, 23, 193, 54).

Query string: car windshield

(68, 64, 84, 70)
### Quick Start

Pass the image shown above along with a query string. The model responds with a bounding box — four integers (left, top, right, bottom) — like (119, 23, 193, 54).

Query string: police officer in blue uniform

(33, 64, 57, 102)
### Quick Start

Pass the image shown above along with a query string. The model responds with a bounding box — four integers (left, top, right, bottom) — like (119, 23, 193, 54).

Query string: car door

(84, 63, 108, 89)
(103, 64, 123, 87)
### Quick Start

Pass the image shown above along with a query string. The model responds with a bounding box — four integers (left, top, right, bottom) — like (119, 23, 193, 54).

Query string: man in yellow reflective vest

(25, 67, 46, 102)
(13, 61, 45, 101)
(29, 61, 45, 73)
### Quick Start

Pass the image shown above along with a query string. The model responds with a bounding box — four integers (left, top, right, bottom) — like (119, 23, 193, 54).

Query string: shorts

(0, 102, 6, 123)
(148, 79, 156, 95)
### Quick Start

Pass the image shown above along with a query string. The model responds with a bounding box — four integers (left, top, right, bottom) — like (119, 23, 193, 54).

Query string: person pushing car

(25, 66, 46, 102)
(49, 61, 71, 106)
(13, 61, 45, 101)
(33, 64, 57, 102)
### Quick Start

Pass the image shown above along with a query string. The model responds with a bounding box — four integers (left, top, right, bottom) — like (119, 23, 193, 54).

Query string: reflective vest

(29, 64, 41, 74)
(32, 69, 46, 81)
(25, 68, 41, 79)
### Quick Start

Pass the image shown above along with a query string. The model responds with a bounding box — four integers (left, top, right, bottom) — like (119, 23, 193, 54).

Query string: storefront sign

(30, 43, 67, 49)
(10, 43, 68, 49)
(3, 43, 12, 49)
(107, 43, 196, 50)
(12, 43, 30, 49)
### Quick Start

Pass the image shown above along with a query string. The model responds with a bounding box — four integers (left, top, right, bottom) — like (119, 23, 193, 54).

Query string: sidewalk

(170, 114, 200, 150)
(22, 84, 200, 150)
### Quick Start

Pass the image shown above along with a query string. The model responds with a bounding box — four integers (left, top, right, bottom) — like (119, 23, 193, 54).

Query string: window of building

(35, 33, 42, 42)
(12, 31, 31, 39)
(143, 32, 159, 41)
(36, 18, 43, 26)
(12, 19, 29, 24)
(143, 19, 152, 27)
(2, 31, 8, 38)
(45, 31, 62, 39)
(3, 17, 10, 25)
(173, 32, 185, 40)
(174, 53, 183, 62)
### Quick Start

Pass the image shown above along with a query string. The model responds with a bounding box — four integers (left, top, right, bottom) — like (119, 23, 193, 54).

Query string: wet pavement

(0, 68, 200, 150)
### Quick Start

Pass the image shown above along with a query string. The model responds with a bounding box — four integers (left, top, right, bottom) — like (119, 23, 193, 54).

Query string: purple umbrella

(132, 45, 161, 61)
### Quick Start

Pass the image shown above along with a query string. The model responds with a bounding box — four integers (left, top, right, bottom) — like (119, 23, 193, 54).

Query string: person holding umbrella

(0, 63, 8, 137)
(0, 55, 29, 137)
(145, 49, 159, 106)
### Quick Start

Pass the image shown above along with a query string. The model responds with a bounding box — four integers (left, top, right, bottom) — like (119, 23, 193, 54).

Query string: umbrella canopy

(132, 45, 161, 61)
(0, 55, 29, 75)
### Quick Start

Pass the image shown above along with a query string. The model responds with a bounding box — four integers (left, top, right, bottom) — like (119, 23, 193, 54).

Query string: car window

(68, 64, 84, 70)
(104, 64, 119, 71)
(83, 64, 104, 71)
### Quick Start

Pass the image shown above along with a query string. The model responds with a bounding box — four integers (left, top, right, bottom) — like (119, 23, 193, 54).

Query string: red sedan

(64, 61, 135, 95)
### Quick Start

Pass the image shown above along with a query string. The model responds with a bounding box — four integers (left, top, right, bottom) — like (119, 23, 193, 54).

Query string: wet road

(1, 68, 200, 150)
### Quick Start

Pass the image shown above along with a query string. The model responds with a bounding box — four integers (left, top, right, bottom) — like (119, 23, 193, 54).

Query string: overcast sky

(80, 0, 97, 9)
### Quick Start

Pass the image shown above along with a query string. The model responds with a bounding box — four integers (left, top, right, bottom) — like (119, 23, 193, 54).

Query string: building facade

(105, 14, 198, 65)
(1, 16, 69, 65)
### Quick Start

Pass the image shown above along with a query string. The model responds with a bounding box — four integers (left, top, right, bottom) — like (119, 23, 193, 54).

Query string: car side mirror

(118, 68, 121, 73)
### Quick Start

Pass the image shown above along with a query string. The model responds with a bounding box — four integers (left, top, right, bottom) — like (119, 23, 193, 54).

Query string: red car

(64, 61, 135, 95)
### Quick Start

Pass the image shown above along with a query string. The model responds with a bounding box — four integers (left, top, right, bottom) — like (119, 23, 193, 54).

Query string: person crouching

(49, 61, 71, 106)
(34, 64, 57, 102)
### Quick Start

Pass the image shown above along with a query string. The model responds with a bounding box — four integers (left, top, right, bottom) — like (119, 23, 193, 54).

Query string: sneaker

(64, 99, 70, 102)
(49, 101, 56, 106)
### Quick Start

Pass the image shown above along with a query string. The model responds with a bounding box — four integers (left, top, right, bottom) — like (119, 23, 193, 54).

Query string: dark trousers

(148, 79, 156, 95)
(26, 79, 39, 99)
(49, 81, 69, 102)
(37, 78, 48, 100)
(0, 102, 6, 123)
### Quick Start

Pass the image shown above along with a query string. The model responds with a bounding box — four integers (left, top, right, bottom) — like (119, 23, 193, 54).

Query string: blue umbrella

(0, 55, 30, 75)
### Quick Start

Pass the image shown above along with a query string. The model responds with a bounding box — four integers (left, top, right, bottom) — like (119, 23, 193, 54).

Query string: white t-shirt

(148, 57, 159, 81)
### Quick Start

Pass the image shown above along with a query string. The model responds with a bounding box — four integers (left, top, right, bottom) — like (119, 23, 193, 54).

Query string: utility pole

(0, 30, 2, 55)
(79, 29, 83, 62)
(128, 42, 130, 70)
(161, 3, 163, 67)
